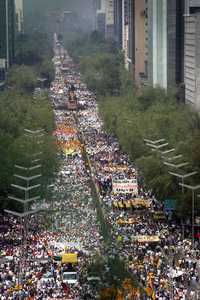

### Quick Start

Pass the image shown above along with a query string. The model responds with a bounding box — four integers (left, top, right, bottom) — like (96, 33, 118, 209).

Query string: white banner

(112, 179, 138, 194)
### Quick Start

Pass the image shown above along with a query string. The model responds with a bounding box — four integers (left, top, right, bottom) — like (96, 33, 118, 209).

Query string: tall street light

(151, 147, 176, 155)
(5, 129, 44, 291)
(144, 138, 176, 156)
(169, 171, 198, 194)
(169, 171, 198, 240)
(160, 148, 176, 155)
(146, 143, 175, 155)
(163, 161, 189, 169)
(143, 138, 166, 144)
(179, 183, 200, 248)
(195, 194, 200, 244)
(146, 142, 169, 149)
(162, 154, 183, 161)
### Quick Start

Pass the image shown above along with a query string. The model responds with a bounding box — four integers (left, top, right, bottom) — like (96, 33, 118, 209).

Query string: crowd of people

(58, 43, 200, 299)
(0, 34, 200, 300)
(0, 37, 104, 300)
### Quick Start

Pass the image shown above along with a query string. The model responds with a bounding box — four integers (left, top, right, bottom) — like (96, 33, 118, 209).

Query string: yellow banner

(134, 235, 160, 243)
(62, 253, 78, 264)
(113, 199, 150, 209)
(117, 218, 139, 225)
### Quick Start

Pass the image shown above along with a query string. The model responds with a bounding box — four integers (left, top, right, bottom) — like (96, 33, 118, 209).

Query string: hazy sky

(24, 0, 94, 15)
(24, 0, 96, 33)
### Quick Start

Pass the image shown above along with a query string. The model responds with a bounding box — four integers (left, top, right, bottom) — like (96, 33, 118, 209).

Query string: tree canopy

(15, 32, 53, 65)
(99, 88, 200, 216)
(0, 91, 57, 209)
(6, 65, 38, 93)
(67, 32, 132, 96)
(69, 32, 200, 216)
(14, 33, 54, 87)
(0, 29, 57, 210)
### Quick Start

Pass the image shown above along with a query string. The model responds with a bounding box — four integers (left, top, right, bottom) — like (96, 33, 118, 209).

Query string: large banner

(133, 235, 160, 243)
(104, 165, 129, 172)
(112, 179, 138, 195)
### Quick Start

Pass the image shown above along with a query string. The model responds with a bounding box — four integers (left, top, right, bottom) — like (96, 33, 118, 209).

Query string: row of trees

(0, 32, 57, 209)
(99, 88, 200, 216)
(0, 92, 58, 209)
(7, 33, 54, 92)
(69, 32, 200, 217)
(68, 31, 132, 96)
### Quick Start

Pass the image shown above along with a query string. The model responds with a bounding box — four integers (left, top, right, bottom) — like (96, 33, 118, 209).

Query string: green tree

(7, 65, 38, 93)
(99, 87, 200, 215)
(39, 58, 55, 86)
(0, 91, 58, 209)
(15, 33, 53, 65)
(80, 52, 122, 96)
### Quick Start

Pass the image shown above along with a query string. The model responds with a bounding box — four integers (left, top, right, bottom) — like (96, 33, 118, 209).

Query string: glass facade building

(114, 0, 123, 47)
(0, 0, 15, 72)
(184, 0, 200, 108)
(147, 0, 184, 89)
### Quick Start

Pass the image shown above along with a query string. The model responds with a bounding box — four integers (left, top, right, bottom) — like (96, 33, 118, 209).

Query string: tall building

(92, 0, 99, 31)
(97, 12, 106, 37)
(96, 0, 106, 37)
(105, 0, 115, 39)
(147, 0, 184, 89)
(122, 0, 133, 70)
(184, 0, 200, 108)
(114, 0, 122, 47)
(132, 0, 147, 87)
(15, 0, 23, 33)
(114, 0, 146, 77)
(0, 0, 15, 82)
(114, 0, 133, 70)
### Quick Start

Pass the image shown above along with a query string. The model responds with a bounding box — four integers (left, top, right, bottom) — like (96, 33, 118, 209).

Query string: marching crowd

(74, 62, 200, 299)
(62, 46, 200, 298)
(0, 36, 200, 300)
(0, 40, 103, 300)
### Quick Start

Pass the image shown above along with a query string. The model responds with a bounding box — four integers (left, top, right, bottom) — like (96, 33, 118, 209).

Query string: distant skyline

(24, 0, 94, 16)
(23, 0, 96, 34)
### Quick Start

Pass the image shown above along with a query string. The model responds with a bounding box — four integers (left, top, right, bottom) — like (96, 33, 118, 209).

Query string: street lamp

(179, 183, 200, 248)
(169, 171, 198, 240)
(160, 148, 176, 155)
(144, 138, 178, 157)
(5, 129, 44, 291)
(196, 194, 200, 237)
(169, 171, 197, 194)
(146, 142, 169, 149)
(37, 77, 47, 89)
(47, 184, 55, 231)
(162, 154, 183, 161)
(163, 161, 189, 169)
(143, 138, 166, 144)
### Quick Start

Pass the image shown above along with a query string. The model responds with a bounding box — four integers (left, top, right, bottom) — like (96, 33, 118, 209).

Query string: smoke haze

(24, 0, 96, 34)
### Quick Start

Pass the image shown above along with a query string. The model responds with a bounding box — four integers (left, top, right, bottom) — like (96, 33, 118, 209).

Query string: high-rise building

(96, 0, 106, 37)
(97, 12, 106, 37)
(114, 0, 122, 47)
(124, 0, 134, 70)
(15, 0, 23, 33)
(114, 0, 146, 77)
(0, 0, 15, 82)
(147, 0, 184, 89)
(117, 0, 133, 70)
(184, 0, 200, 108)
(92, 0, 98, 31)
(132, 0, 147, 87)
(105, 0, 115, 39)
